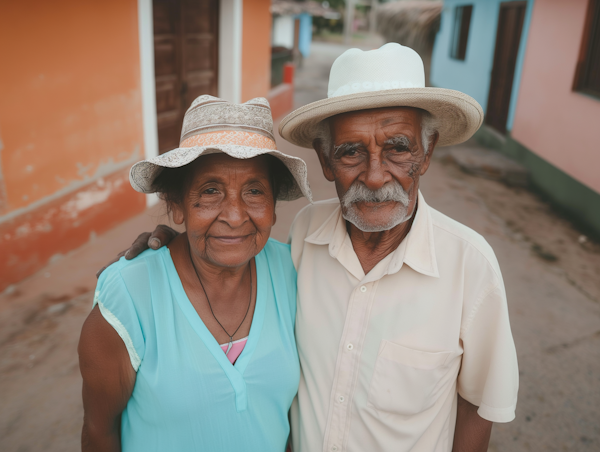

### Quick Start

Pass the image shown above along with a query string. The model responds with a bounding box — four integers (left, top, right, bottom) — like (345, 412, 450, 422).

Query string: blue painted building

(296, 13, 313, 58)
(272, 12, 313, 58)
(430, 0, 534, 132)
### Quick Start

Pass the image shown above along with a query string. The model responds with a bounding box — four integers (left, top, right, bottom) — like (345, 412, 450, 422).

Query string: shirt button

(346, 343, 354, 350)
(338, 395, 345, 403)
(331, 446, 339, 451)
(360, 285, 367, 293)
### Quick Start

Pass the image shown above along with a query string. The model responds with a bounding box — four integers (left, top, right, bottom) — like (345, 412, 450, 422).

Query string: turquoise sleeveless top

(93, 239, 300, 452)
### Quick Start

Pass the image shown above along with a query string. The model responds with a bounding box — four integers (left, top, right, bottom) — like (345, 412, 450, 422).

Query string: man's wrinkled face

(316, 107, 436, 232)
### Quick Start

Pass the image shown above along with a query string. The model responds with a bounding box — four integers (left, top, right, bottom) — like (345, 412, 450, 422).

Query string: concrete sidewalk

(1, 41, 599, 452)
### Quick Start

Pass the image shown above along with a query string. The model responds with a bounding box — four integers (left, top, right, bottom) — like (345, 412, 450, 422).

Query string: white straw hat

(130, 95, 312, 202)
(279, 43, 484, 148)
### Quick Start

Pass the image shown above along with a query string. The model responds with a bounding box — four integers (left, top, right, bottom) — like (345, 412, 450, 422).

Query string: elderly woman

(78, 96, 312, 451)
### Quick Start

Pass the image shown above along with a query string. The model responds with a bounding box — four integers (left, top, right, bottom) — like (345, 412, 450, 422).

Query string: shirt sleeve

(458, 285, 519, 423)
(93, 262, 146, 372)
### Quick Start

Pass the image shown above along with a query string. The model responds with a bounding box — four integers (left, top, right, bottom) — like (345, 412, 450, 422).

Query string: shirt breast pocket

(368, 340, 452, 416)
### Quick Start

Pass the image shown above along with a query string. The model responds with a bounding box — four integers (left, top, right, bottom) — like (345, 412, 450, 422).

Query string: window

(575, 0, 600, 98)
(450, 5, 473, 60)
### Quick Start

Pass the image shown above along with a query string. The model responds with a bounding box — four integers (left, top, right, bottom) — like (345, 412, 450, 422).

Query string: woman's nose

(219, 195, 248, 227)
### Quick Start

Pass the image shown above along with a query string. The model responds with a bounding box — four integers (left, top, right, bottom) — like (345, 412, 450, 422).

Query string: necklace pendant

(225, 338, 233, 356)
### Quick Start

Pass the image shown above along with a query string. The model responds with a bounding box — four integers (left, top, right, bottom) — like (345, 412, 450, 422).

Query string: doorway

(153, 0, 219, 154)
(485, 1, 526, 134)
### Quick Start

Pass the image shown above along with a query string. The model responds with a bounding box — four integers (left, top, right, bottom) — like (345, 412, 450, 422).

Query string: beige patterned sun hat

(130, 95, 312, 202)
(279, 43, 484, 148)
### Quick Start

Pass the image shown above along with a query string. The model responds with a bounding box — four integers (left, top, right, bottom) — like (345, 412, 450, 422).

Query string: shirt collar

(304, 190, 439, 279)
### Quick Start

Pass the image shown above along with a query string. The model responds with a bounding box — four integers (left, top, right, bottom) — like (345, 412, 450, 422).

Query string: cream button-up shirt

(288, 191, 518, 452)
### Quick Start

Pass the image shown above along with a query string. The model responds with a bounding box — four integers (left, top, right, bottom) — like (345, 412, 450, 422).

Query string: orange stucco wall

(511, 0, 600, 194)
(0, 0, 146, 290)
(241, 0, 272, 101)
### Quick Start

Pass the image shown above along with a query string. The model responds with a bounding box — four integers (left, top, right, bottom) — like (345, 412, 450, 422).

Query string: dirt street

(1, 42, 599, 452)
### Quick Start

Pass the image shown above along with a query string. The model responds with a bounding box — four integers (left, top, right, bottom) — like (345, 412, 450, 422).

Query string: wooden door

(153, 0, 219, 154)
(485, 2, 526, 134)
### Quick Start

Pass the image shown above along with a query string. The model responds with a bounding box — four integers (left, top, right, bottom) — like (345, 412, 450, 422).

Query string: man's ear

(420, 131, 439, 176)
(313, 139, 336, 182)
(172, 203, 185, 225)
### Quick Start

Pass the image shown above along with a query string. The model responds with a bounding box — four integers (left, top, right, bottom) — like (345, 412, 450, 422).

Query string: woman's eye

(249, 189, 262, 195)
(203, 188, 218, 194)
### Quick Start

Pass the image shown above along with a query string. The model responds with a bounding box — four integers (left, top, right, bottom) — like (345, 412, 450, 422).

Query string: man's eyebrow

(333, 142, 362, 156)
(384, 136, 411, 148)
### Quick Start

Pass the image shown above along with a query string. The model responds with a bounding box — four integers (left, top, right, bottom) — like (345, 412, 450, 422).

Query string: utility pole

(369, 0, 377, 34)
(344, 0, 355, 44)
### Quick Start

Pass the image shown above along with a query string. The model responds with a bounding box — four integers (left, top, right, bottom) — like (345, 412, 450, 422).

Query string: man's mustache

(341, 181, 410, 209)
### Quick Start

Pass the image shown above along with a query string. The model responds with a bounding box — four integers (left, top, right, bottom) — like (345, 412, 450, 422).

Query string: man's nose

(362, 153, 391, 190)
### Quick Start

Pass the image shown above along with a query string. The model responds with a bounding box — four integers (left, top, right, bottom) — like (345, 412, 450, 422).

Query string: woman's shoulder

(264, 237, 291, 252)
(100, 248, 165, 283)
(97, 248, 168, 308)
(262, 239, 297, 317)
(93, 251, 164, 372)
(262, 238, 293, 264)
(262, 238, 296, 285)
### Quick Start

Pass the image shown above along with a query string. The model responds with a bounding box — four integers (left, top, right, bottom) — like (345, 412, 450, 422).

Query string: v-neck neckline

(161, 246, 268, 412)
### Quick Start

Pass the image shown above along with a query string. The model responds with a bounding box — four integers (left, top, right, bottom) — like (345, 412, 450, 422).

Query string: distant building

(272, 10, 313, 60)
(377, 1, 442, 85)
(431, 0, 600, 235)
(271, 0, 340, 64)
(0, 0, 289, 291)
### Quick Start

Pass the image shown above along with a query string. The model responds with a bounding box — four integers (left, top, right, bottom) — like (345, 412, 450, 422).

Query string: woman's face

(172, 154, 277, 268)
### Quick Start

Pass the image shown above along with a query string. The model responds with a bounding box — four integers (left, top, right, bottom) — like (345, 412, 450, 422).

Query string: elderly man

(113, 44, 518, 451)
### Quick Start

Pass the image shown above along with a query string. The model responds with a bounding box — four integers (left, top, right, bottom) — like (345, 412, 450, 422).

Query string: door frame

(218, 0, 243, 104)
(138, 0, 160, 206)
(485, 1, 527, 134)
(137, 0, 242, 206)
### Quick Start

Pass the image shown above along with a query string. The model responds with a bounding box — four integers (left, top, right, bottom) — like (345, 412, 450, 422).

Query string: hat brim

(278, 87, 484, 148)
(129, 145, 312, 202)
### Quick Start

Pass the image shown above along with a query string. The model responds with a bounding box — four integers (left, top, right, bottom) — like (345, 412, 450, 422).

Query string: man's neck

(347, 208, 416, 275)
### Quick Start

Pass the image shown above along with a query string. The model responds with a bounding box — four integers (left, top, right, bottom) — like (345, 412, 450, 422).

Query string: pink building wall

(511, 0, 600, 194)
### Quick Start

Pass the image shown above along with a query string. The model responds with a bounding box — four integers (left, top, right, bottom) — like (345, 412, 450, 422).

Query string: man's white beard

(341, 181, 415, 232)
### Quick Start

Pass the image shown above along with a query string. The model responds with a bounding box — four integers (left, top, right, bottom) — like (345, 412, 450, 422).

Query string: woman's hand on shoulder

(96, 225, 179, 278)
(78, 306, 137, 451)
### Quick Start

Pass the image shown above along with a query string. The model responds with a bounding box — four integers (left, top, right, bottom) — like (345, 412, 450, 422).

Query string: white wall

(137, 0, 160, 206)
(219, 0, 243, 103)
(272, 15, 294, 49)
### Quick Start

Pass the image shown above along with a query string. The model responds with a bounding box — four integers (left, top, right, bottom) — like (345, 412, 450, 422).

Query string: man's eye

(203, 188, 218, 194)
(249, 189, 262, 195)
(393, 146, 409, 153)
(344, 149, 357, 156)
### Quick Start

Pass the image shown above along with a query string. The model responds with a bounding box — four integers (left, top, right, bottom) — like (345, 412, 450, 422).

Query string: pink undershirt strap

(219, 336, 249, 364)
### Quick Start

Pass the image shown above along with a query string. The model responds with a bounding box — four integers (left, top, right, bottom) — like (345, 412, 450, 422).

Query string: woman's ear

(172, 203, 185, 225)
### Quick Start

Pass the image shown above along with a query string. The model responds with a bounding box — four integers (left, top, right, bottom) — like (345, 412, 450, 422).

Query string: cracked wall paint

(0, 168, 145, 291)
(3, 176, 126, 241)
(0, 0, 144, 213)
(0, 127, 6, 215)
(60, 177, 122, 220)
(0, 0, 146, 290)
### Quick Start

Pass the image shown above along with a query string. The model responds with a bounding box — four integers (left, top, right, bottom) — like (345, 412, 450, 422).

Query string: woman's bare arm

(452, 395, 493, 452)
(78, 306, 137, 452)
